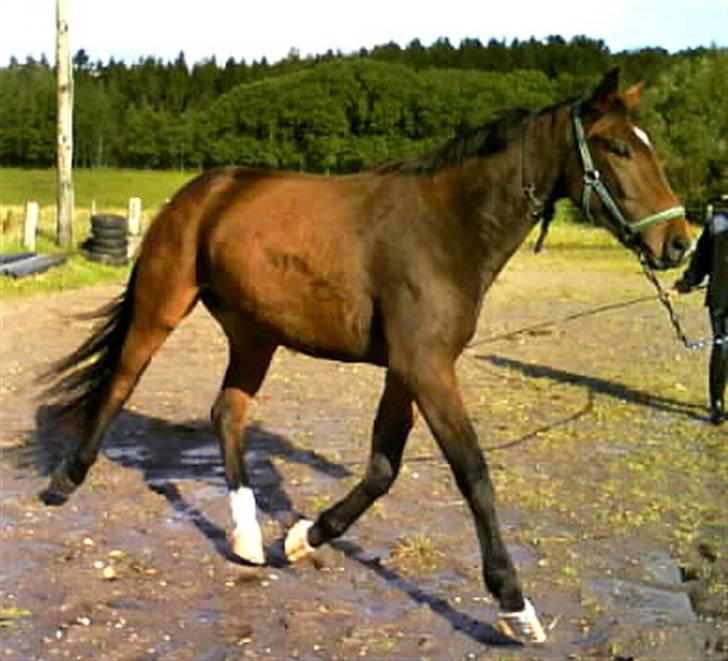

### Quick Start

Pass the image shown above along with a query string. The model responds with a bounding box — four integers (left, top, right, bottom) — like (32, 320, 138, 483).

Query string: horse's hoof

(496, 598, 546, 644)
(229, 529, 265, 566)
(39, 462, 77, 506)
(284, 519, 314, 563)
(38, 487, 69, 506)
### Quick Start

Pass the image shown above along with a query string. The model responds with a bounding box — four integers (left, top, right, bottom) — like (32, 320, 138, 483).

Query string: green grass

(0, 167, 194, 209)
(0, 254, 131, 299)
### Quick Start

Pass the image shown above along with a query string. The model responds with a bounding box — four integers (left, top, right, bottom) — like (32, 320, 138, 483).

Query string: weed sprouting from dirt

(388, 532, 445, 575)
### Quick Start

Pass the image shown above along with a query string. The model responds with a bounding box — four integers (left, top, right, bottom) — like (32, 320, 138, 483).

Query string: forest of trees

(1, 36, 725, 204)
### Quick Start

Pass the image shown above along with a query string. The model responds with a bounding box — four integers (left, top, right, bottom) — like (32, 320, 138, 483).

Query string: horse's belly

(257, 279, 373, 359)
(211, 243, 375, 360)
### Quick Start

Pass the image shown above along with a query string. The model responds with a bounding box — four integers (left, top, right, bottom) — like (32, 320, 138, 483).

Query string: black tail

(40, 265, 139, 429)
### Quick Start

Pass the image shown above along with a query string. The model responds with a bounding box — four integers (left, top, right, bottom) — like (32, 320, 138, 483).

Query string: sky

(0, 0, 726, 67)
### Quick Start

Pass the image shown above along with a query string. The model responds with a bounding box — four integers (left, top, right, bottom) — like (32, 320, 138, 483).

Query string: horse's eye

(605, 139, 631, 159)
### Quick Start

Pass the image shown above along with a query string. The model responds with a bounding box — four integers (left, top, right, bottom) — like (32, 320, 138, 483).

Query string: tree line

(0, 36, 725, 204)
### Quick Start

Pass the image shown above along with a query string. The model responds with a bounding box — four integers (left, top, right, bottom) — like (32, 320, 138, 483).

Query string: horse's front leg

(284, 370, 413, 561)
(407, 357, 546, 644)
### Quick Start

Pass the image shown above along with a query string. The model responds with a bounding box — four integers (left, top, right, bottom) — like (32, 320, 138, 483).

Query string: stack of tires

(81, 214, 129, 266)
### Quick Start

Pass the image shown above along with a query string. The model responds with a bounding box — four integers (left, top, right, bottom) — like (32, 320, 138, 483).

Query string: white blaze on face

(632, 125, 652, 148)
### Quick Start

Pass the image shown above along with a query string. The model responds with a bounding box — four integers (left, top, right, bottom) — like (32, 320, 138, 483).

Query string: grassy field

(0, 168, 194, 209)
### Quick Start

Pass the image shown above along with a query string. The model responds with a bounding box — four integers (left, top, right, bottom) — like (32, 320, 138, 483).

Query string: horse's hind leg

(41, 281, 197, 505)
(285, 371, 413, 561)
(210, 329, 277, 565)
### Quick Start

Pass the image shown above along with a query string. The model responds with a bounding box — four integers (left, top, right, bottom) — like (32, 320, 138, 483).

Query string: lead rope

(638, 252, 721, 350)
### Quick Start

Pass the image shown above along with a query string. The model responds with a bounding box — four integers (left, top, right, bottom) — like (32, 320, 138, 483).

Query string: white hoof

(496, 598, 547, 644)
(229, 528, 265, 566)
(284, 519, 315, 563)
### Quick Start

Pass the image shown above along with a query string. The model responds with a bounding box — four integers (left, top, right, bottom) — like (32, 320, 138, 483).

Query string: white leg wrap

(228, 487, 265, 565)
(284, 519, 315, 563)
(496, 598, 547, 644)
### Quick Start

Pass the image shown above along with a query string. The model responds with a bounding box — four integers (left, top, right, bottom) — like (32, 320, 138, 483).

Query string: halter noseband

(572, 102, 684, 238)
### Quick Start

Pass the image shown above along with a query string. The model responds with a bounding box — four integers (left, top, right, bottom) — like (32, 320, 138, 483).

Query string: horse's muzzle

(661, 233, 692, 269)
(640, 230, 691, 270)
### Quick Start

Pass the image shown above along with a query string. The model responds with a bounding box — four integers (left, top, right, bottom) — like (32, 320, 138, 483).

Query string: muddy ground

(1, 243, 726, 660)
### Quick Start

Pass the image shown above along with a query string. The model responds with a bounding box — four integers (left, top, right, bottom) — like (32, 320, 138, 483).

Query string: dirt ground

(1, 245, 726, 660)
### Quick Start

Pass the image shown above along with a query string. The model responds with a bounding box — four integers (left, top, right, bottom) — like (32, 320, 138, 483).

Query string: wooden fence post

(23, 201, 39, 251)
(128, 197, 142, 236)
(126, 197, 143, 258)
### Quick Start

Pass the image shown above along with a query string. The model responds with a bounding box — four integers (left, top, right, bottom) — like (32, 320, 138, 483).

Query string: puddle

(584, 575, 696, 625)
(642, 549, 684, 585)
(104, 445, 152, 464)
(433, 569, 468, 587)
(463, 542, 536, 570)
(362, 598, 409, 620)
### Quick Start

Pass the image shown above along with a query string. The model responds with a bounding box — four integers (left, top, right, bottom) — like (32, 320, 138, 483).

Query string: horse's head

(564, 69, 691, 269)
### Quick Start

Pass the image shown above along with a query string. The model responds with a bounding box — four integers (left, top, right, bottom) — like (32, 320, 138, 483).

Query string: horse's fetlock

(39, 460, 82, 506)
(485, 566, 522, 606)
(315, 515, 348, 542)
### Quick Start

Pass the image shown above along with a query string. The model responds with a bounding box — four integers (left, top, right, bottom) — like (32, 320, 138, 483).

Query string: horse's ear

(622, 82, 643, 109)
(587, 68, 621, 112)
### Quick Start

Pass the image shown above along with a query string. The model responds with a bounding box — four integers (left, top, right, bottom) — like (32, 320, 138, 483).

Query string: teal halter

(572, 103, 684, 237)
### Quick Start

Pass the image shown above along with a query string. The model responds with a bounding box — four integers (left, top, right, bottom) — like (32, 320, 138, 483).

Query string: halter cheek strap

(572, 103, 684, 236)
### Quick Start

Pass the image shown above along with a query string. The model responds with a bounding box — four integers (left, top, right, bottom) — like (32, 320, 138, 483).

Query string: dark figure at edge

(674, 196, 728, 425)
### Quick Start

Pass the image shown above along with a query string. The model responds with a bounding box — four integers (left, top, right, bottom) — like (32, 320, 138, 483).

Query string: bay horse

(40, 69, 690, 643)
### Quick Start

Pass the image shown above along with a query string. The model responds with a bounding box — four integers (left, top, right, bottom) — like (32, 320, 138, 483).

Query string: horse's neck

(523, 107, 571, 222)
(467, 107, 570, 286)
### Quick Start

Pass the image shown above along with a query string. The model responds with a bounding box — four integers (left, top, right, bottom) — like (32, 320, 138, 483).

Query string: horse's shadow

(13, 405, 512, 647)
(21, 406, 350, 563)
(477, 354, 707, 420)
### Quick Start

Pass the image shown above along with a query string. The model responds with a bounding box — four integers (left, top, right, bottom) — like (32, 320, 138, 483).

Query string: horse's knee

(364, 453, 398, 498)
(463, 452, 490, 486)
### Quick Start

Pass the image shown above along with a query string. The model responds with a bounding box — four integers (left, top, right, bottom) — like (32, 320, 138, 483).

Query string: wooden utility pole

(56, 0, 74, 247)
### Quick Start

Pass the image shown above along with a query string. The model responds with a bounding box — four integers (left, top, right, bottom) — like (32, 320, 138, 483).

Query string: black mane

(375, 108, 532, 175)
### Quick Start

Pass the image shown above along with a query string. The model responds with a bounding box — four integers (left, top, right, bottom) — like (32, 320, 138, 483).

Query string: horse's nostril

(669, 235, 690, 257)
